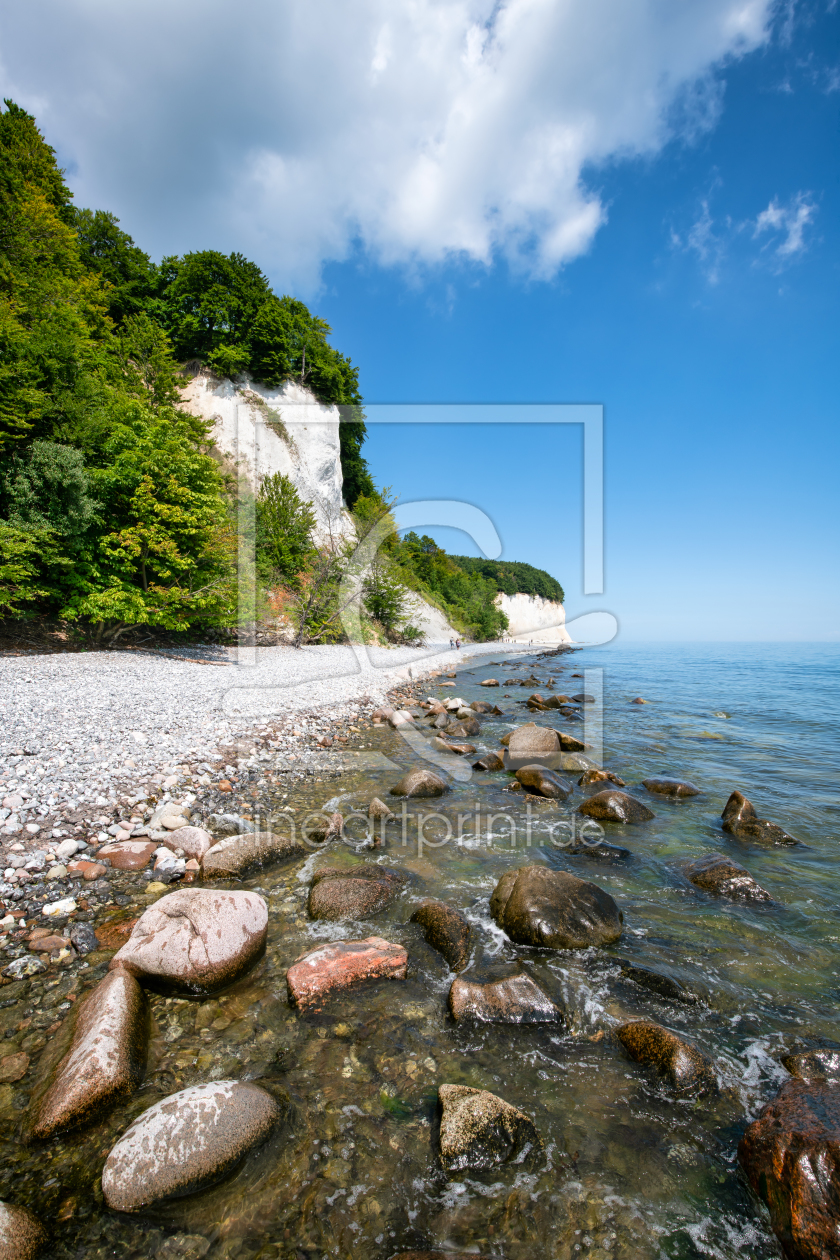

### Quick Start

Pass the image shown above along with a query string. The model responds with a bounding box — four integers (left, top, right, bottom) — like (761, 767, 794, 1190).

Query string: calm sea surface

(8, 641, 840, 1259)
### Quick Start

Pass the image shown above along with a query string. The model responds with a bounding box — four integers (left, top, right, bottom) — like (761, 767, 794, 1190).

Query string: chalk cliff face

(495, 592, 571, 644)
(180, 373, 350, 541)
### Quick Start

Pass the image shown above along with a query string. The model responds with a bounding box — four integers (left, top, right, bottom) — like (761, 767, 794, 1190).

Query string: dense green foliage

(0, 100, 563, 647)
(446, 555, 564, 603)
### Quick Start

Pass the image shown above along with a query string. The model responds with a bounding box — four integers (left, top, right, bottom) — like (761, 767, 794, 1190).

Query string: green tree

(72, 208, 156, 323)
(255, 472, 316, 583)
(0, 521, 55, 614)
(2, 439, 99, 536)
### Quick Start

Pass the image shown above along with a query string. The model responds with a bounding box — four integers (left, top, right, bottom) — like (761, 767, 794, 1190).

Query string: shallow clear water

(2, 641, 839, 1259)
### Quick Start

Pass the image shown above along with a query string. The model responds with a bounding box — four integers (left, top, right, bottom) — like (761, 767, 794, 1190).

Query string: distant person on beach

(449, 638, 454, 649)
(455, 638, 461, 649)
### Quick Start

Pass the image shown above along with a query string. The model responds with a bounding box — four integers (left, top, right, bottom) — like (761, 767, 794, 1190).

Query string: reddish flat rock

(0, 1052, 29, 1083)
(95, 918, 139, 951)
(286, 936, 408, 1008)
(97, 841, 157, 870)
(29, 969, 147, 1139)
(0, 1201, 47, 1259)
(109, 889, 267, 995)
(101, 1080, 282, 1211)
(28, 935, 67, 953)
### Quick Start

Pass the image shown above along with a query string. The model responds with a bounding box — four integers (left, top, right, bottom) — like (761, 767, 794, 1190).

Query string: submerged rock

(202, 830, 307, 879)
(448, 971, 561, 1024)
(739, 1078, 840, 1260)
(642, 778, 699, 797)
(472, 752, 505, 772)
(782, 1043, 840, 1082)
(578, 769, 626, 787)
(308, 864, 407, 921)
(616, 1020, 716, 1094)
(572, 693, 595, 703)
(578, 791, 655, 824)
(206, 813, 255, 837)
(438, 1084, 543, 1173)
(0, 1201, 47, 1259)
(29, 969, 147, 1139)
(286, 936, 408, 1008)
(410, 900, 471, 971)
(684, 852, 771, 903)
(430, 737, 476, 756)
(490, 864, 623, 949)
(110, 889, 267, 995)
(515, 765, 570, 799)
(102, 1080, 282, 1212)
(390, 769, 449, 798)
(619, 960, 698, 1004)
(721, 791, 799, 845)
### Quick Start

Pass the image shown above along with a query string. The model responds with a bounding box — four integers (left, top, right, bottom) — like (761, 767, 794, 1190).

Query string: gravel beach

(0, 640, 522, 859)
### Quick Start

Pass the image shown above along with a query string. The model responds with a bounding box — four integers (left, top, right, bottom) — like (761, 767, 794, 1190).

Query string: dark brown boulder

(722, 791, 799, 845)
(684, 852, 771, 903)
(578, 769, 626, 787)
(616, 1020, 716, 1095)
(565, 839, 631, 863)
(455, 714, 480, 735)
(515, 765, 570, 800)
(368, 797, 395, 821)
(542, 694, 575, 708)
(739, 1078, 840, 1260)
(557, 732, 587, 752)
(430, 738, 476, 757)
(472, 752, 505, 772)
(410, 900, 471, 971)
(619, 961, 698, 1004)
(438, 1084, 543, 1173)
(0, 1202, 47, 1259)
(490, 864, 623, 950)
(109, 890, 267, 996)
(29, 970, 147, 1139)
(572, 693, 595, 703)
(578, 791, 655, 824)
(308, 864, 408, 921)
(101, 1081, 282, 1211)
(390, 768, 449, 798)
(642, 778, 700, 797)
(448, 971, 561, 1024)
(469, 701, 494, 712)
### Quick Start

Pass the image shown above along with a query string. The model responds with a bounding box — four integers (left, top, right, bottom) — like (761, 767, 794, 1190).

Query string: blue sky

(2, 0, 837, 639)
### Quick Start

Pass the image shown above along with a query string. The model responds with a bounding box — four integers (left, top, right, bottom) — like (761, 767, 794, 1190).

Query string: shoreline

(0, 640, 562, 860)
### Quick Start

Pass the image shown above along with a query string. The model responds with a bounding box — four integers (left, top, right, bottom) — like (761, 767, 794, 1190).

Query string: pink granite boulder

(109, 889, 267, 995)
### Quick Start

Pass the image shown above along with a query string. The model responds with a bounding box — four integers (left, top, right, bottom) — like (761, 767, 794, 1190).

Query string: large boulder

(286, 936, 408, 1008)
(490, 865, 623, 949)
(739, 1078, 840, 1260)
(202, 830, 307, 879)
(308, 864, 407, 921)
(0, 1202, 46, 1260)
(578, 791, 655, 824)
(448, 971, 561, 1024)
(109, 889, 267, 995)
(390, 769, 449, 798)
(642, 778, 699, 798)
(616, 1020, 715, 1095)
(514, 765, 569, 799)
(507, 725, 560, 756)
(438, 1084, 543, 1173)
(721, 791, 799, 845)
(29, 970, 147, 1139)
(782, 1043, 840, 1082)
(684, 852, 771, 903)
(410, 900, 471, 971)
(101, 1081, 282, 1212)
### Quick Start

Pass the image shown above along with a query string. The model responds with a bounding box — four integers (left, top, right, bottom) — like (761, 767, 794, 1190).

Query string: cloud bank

(1, 0, 774, 290)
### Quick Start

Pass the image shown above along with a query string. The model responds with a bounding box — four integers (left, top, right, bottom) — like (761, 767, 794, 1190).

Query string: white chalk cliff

(495, 592, 571, 644)
(180, 372, 351, 542)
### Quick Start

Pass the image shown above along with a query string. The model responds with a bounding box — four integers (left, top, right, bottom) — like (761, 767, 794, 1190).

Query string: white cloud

(754, 192, 817, 257)
(0, 0, 774, 291)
